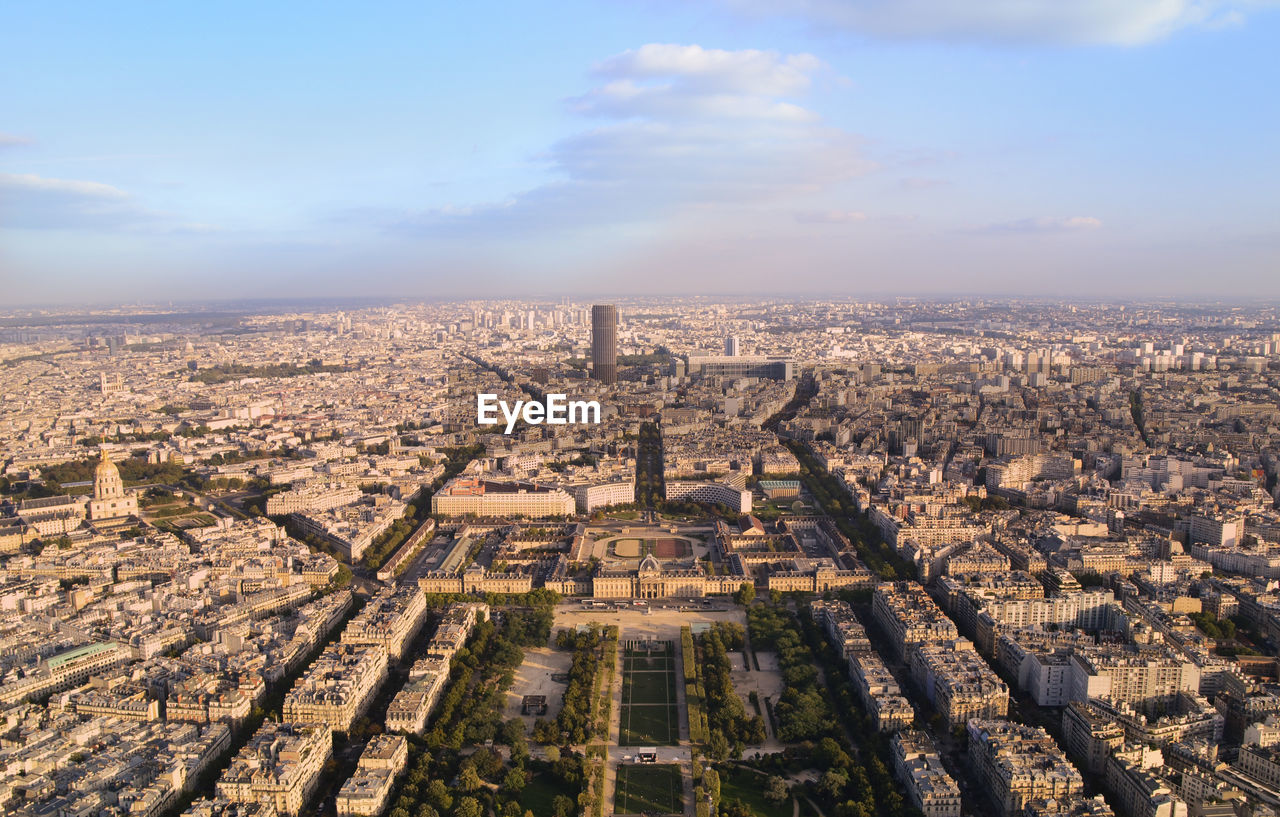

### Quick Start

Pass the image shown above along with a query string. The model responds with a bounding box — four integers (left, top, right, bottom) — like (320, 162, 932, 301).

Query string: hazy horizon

(4, 1, 1279, 304)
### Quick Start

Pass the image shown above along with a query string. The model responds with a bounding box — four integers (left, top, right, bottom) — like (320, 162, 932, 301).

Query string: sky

(2, 0, 1279, 304)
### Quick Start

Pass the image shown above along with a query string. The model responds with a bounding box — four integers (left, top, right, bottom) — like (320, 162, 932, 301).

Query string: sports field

(613, 538, 643, 558)
(652, 537, 690, 558)
(606, 536, 693, 560)
(620, 643, 679, 745)
(614, 763, 683, 815)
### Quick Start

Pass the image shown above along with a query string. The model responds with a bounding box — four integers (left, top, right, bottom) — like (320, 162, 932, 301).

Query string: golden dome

(95, 449, 120, 478)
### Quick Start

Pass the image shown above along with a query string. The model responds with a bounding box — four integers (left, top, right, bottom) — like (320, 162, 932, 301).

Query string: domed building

(88, 449, 139, 521)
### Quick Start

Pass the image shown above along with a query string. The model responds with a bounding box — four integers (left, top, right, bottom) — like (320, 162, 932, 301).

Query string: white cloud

(984, 215, 1103, 233)
(0, 133, 31, 147)
(717, 0, 1276, 45)
(593, 44, 823, 95)
(1, 172, 129, 199)
(0, 172, 157, 229)
(572, 80, 817, 122)
(795, 209, 867, 223)
(392, 44, 872, 235)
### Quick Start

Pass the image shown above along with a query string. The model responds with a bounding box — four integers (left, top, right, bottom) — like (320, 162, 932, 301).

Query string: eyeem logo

(477, 393, 601, 434)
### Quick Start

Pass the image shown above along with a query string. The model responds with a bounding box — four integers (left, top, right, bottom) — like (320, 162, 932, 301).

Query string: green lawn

(624, 670, 676, 705)
(716, 766, 791, 817)
(621, 704, 678, 745)
(518, 772, 565, 815)
(621, 648, 678, 745)
(615, 764, 683, 815)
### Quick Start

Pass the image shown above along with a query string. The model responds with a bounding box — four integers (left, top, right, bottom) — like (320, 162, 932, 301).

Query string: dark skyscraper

(591, 304, 618, 386)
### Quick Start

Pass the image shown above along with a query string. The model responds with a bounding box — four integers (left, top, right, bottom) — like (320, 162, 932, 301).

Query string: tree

(819, 769, 849, 800)
(425, 780, 453, 811)
(551, 795, 576, 817)
(472, 748, 503, 780)
(703, 769, 720, 802)
(501, 718, 526, 745)
(764, 776, 789, 806)
(503, 768, 526, 794)
(734, 583, 755, 605)
(708, 731, 731, 760)
(453, 797, 482, 817)
(457, 766, 482, 793)
(815, 737, 852, 770)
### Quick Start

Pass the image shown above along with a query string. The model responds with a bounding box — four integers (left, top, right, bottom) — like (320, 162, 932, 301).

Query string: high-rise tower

(591, 304, 617, 386)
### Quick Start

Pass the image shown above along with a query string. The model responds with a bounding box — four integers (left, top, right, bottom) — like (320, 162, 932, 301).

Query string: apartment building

(872, 582, 958, 661)
(891, 731, 963, 817)
(341, 585, 429, 661)
(335, 735, 408, 817)
(1067, 648, 1200, 713)
(910, 639, 1009, 728)
(967, 719, 1086, 817)
(385, 657, 450, 734)
(282, 644, 389, 732)
(664, 479, 752, 514)
(216, 722, 332, 816)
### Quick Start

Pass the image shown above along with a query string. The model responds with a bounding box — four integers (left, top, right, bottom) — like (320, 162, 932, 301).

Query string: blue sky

(2, 0, 1278, 304)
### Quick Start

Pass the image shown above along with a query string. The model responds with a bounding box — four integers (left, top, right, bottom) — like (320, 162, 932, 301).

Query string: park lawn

(799, 798, 825, 817)
(621, 704, 678, 745)
(624, 670, 675, 705)
(517, 772, 564, 815)
(625, 654, 675, 673)
(615, 764, 683, 815)
(716, 766, 792, 817)
(147, 503, 198, 518)
(621, 646, 678, 745)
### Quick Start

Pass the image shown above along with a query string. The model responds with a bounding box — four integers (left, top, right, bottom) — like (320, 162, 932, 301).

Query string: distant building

(724, 336, 740, 356)
(282, 644, 388, 731)
(665, 479, 752, 514)
(431, 477, 576, 518)
(681, 354, 793, 381)
(591, 553, 737, 599)
(591, 304, 618, 386)
(386, 657, 451, 733)
(759, 480, 800, 500)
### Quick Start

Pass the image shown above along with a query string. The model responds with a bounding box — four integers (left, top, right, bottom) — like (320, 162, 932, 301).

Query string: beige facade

(88, 449, 139, 521)
(216, 722, 332, 816)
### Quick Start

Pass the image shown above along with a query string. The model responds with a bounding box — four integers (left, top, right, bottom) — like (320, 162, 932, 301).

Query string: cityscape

(0, 298, 1279, 817)
(5, 2, 1280, 817)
